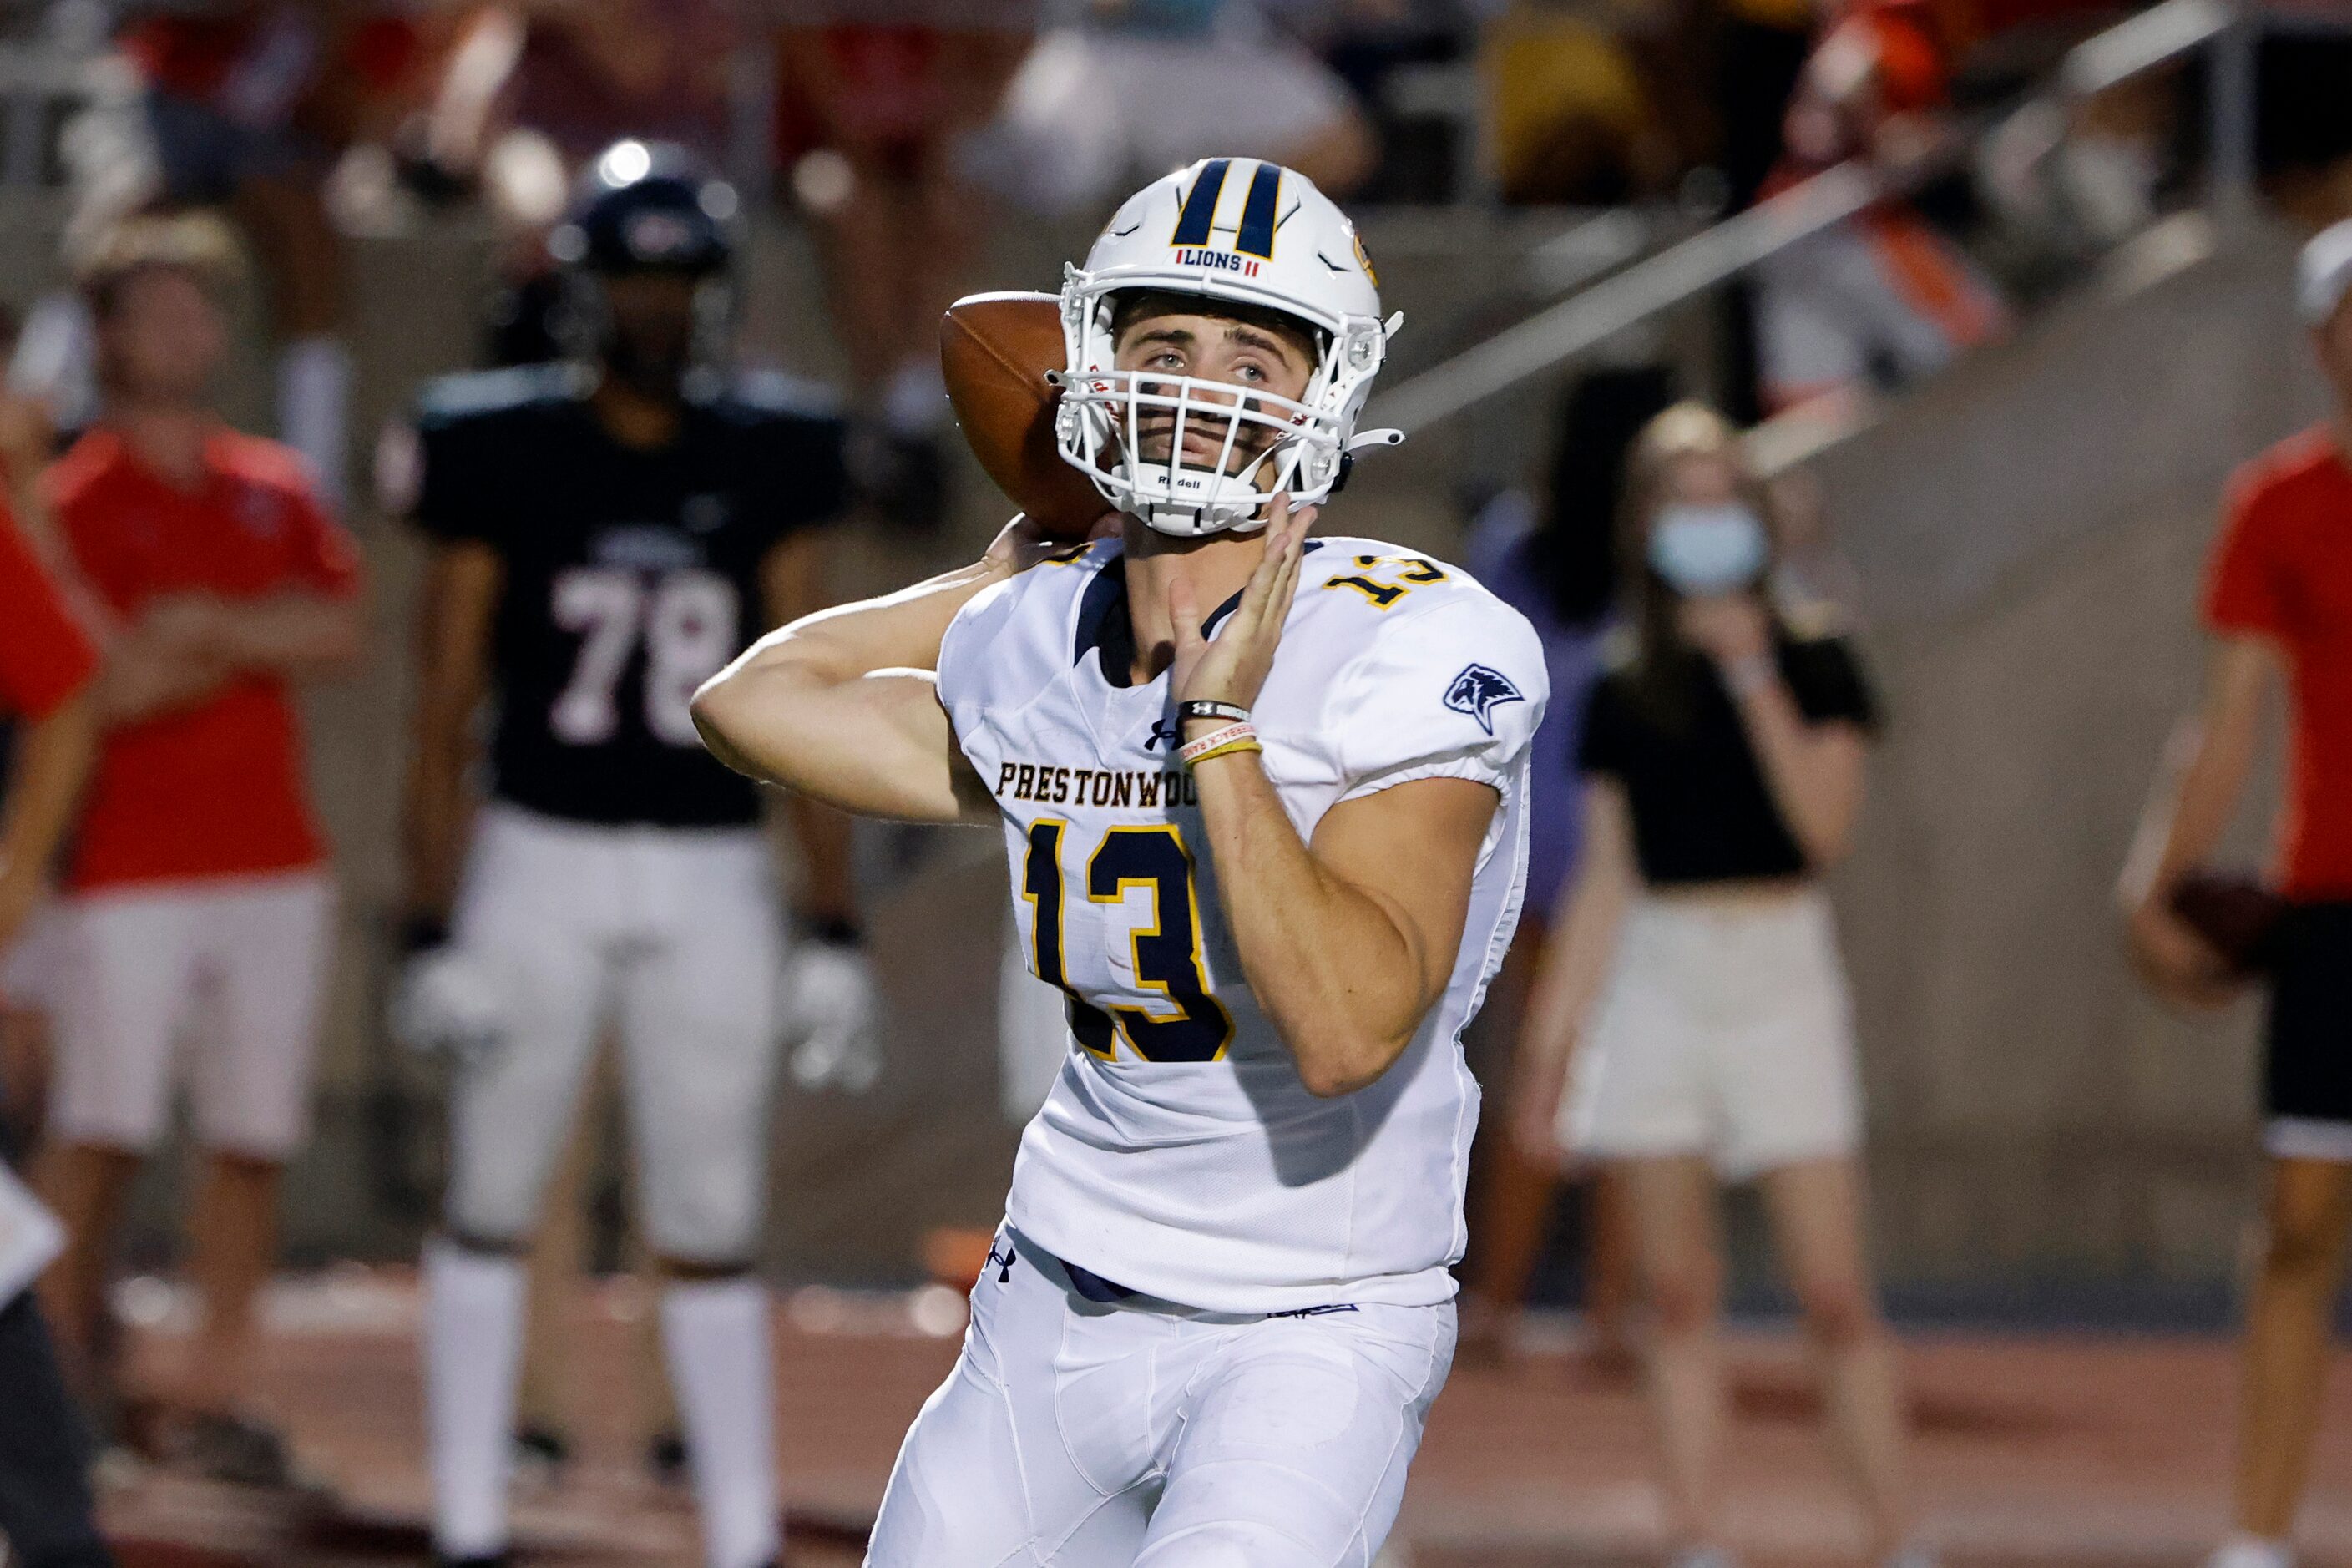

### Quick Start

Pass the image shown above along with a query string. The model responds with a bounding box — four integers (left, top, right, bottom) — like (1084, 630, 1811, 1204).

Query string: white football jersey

(936, 534, 1548, 1313)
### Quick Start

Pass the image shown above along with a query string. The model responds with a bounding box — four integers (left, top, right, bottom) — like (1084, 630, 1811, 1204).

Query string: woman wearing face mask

(1456, 367, 1673, 1370)
(1511, 403, 1924, 1568)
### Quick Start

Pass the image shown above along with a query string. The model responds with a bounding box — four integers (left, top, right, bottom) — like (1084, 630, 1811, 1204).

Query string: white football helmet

(1055, 158, 1402, 537)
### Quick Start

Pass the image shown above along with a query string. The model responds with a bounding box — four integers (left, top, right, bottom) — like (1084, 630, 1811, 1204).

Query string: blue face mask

(1647, 503, 1768, 595)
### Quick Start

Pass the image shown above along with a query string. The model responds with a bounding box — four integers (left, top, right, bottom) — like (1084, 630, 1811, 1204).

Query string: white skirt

(1560, 888, 1862, 1179)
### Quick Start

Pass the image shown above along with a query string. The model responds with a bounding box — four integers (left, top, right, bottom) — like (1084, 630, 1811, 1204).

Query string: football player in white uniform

(393, 146, 867, 1568)
(694, 159, 1546, 1565)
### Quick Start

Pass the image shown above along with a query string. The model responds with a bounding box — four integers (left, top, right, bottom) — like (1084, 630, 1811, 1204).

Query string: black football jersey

(407, 364, 845, 827)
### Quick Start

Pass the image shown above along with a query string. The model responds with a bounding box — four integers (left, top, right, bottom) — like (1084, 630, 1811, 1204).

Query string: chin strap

(1323, 428, 1404, 501)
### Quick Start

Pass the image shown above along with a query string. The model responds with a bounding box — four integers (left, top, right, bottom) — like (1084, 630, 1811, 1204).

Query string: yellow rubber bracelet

(1186, 737, 1263, 767)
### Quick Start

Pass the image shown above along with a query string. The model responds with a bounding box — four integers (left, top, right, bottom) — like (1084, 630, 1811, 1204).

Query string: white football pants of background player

(414, 805, 785, 1568)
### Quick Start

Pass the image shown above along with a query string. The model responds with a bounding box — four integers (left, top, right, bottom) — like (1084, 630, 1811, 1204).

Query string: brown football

(940, 291, 1106, 541)
(2170, 868, 2288, 977)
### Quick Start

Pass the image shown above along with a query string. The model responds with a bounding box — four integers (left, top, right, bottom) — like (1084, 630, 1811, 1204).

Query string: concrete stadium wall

(1813, 220, 2324, 1299)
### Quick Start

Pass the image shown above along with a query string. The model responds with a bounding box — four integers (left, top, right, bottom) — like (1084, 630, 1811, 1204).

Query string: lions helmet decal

(1054, 158, 1403, 539)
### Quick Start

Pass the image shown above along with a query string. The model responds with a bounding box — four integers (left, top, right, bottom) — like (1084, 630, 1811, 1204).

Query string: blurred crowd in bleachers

(0, 0, 2343, 500)
(0, 0, 2226, 230)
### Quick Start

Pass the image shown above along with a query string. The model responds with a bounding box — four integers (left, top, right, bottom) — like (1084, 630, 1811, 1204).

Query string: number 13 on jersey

(1022, 821, 1235, 1064)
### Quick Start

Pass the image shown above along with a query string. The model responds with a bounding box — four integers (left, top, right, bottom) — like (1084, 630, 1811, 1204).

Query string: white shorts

(866, 1227, 1454, 1567)
(48, 870, 335, 1159)
(1562, 889, 1860, 1180)
(974, 27, 1356, 215)
(443, 805, 784, 1266)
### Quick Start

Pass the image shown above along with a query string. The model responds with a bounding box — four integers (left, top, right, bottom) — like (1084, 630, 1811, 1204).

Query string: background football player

(387, 141, 862, 1568)
(695, 159, 1548, 1565)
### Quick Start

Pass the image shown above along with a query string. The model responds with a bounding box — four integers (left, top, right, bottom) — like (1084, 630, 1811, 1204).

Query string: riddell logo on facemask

(1172, 248, 1260, 277)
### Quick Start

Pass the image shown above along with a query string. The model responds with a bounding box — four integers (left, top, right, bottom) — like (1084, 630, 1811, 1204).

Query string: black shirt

(1577, 633, 1878, 886)
(407, 364, 845, 828)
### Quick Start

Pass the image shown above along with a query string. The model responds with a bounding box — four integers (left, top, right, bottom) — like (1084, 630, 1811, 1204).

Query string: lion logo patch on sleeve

(1443, 664, 1525, 736)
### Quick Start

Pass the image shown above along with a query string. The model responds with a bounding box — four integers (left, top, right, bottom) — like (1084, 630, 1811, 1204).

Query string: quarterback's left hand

(1171, 495, 1315, 719)
(781, 935, 882, 1095)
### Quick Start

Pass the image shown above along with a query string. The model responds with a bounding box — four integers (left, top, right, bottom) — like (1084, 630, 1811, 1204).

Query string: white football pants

(866, 1226, 1454, 1567)
(443, 804, 784, 1265)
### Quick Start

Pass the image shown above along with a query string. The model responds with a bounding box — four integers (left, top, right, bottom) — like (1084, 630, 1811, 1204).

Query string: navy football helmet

(550, 139, 739, 278)
(548, 140, 741, 391)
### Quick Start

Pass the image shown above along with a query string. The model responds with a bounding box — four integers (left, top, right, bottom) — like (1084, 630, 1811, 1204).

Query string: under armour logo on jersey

(987, 1240, 1018, 1284)
(1144, 717, 1183, 751)
(1444, 664, 1525, 736)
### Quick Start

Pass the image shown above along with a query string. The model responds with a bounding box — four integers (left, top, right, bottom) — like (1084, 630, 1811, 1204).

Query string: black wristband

(805, 914, 865, 948)
(1176, 700, 1251, 726)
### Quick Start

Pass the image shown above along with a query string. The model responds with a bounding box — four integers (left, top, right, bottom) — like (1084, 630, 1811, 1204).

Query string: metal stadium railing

(1365, 0, 2298, 438)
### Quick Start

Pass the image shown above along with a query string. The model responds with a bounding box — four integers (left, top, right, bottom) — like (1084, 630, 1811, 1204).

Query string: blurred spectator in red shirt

(0, 309, 107, 1166)
(31, 215, 362, 1485)
(1751, 0, 2006, 417)
(418, 0, 737, 174)
(74, 3, 426, 508)
(776, 0, 1036, 532)
(412, 0, 739, 365)
(485, 0, 735, 165)
(973, 1, 1371, 218)
(0, 494, 114, 1568)
(0, 503, 96, 1004)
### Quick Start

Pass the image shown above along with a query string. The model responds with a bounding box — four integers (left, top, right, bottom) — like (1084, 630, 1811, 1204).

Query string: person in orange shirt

(1751, 0, 2006, 416)
(32, 214, 363, 1485)
(0, 501, 113, 1568)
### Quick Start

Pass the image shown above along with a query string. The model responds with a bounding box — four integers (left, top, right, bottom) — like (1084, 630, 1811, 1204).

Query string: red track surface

(94, 1270, 2352, 1567)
